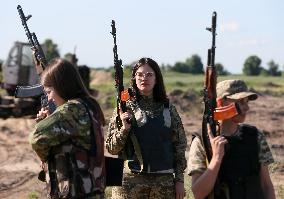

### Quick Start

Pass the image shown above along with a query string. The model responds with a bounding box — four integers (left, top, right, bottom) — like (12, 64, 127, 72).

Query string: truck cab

(2, 41, 38, 95)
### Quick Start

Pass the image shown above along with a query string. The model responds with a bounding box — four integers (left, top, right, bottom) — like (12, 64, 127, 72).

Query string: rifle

(110, 20, 130, 130)
(17, 5, 59, 197)
(202, 11, 218, 162)
(202, 12, 240, 162)
(15, 5, 56, 113)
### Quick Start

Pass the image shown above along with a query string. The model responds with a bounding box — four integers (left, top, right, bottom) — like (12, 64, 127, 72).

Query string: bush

(243, 55, 262, 75)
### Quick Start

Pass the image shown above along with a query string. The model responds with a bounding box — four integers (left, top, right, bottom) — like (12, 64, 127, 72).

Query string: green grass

(92, 72, 284, 95)
(27, 191, 40, 199)
(91, 72, 284, 112)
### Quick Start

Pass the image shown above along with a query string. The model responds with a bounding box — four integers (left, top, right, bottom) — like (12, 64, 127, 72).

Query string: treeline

(2, 38, 282, 77)
(160, 54, 230, 75)
(243, 55, 282, 76)
(120, 54, 283, 77)
(159, 54, 282, 77)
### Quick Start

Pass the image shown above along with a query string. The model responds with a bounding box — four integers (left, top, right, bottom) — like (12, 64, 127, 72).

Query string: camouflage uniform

(188, 127, 274, 176)
(106, 95, 187, 199)
(29, 99, 105, 199)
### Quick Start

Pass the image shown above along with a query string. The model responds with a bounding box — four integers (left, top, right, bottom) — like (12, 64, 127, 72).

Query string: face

(44, 87, 66, 106)
(224, 97, 250, 123)
(135, 64, 156, 96)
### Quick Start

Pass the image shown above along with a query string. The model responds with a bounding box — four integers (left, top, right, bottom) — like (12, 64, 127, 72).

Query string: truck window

(21, 45, 34, 66)
(7, 45, 19, 66)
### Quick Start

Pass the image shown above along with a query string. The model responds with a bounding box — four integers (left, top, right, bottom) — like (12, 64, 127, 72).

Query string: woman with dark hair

(29, 58, 106, 199)
(106, 57, 187, 199)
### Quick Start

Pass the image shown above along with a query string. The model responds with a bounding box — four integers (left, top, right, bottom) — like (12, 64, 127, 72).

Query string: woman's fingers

(35, 107, 50, 122)
(119, 112, 132, 131)
(120, 112, 131, 120)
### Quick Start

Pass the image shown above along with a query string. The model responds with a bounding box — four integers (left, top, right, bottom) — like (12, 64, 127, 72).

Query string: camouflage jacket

(106, 95, 187, 183)
(188, 124, 274, 176)
(30, 100, 92, 161)
(29, 99, 105, 198)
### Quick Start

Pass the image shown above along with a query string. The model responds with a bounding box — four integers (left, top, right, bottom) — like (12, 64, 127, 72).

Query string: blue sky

(1, 0, 283, 74)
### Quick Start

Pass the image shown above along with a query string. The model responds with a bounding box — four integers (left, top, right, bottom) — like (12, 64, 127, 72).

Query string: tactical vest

(215, 124, 264, 199)
(47, 102, 105, 199)
(124, 101, 174, 173)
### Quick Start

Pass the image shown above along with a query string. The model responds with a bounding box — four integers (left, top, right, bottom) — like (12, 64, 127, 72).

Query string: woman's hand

(120, 111, 132, 131)
(35, 107, 50, 122)
(207, 125, 228, 163)
(175, 181, 186, 199)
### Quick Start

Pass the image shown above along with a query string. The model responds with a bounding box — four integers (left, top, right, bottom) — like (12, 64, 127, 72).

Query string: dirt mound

(90, 70, 113, 85)
(263, 82, 282, 88)
(168, 89, 202, 114)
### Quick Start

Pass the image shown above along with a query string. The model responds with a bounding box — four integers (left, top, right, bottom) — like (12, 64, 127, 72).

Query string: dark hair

(131, 57, 167, 103)
(41, 58, 105, 125)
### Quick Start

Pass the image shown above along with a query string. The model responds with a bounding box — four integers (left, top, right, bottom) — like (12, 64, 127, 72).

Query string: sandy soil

(0, 95, 283, 198)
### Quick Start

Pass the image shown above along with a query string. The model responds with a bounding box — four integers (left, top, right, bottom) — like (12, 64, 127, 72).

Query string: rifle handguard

(214, 103, 240, 120)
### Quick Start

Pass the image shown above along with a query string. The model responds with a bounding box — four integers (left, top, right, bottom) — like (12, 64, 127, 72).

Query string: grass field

(93, 71, 284, 94)
(91, 71, 284, 111)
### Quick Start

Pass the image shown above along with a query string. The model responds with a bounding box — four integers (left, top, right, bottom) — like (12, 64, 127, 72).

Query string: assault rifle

(202, 11, 218, 162)
(15, 5, 56, 114)
(202, 12, 240, 162)
(110, 20, 130, 130)
(17, 5, 58, 197)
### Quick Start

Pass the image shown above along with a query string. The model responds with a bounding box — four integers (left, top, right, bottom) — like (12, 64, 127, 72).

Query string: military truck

(0, 41, 40, 118)
(0, 42, 93, 118)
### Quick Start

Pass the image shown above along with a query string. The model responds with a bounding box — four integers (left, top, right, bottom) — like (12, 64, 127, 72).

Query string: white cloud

(220, 21, 240, 33)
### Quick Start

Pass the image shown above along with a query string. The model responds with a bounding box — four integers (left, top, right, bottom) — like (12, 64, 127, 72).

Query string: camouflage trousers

(111, 173, 175, 199)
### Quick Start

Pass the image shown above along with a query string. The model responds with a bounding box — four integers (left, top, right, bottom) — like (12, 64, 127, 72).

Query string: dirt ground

(0, 95, 283, 198)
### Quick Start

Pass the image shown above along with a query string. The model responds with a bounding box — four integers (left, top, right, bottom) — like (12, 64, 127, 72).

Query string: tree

(185, 54, 204, 74)
(243, 55, 262, 76)
(215, 63, 229, 75)
(171, 62, 190, 73)
(43, 39, 60, 62)
(171, 54, 204, 74)
(64, 53, 73, 60)
(260, 68, 269, 76)
(64, 52, 78, 66)
(267, 60, 281, 76)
